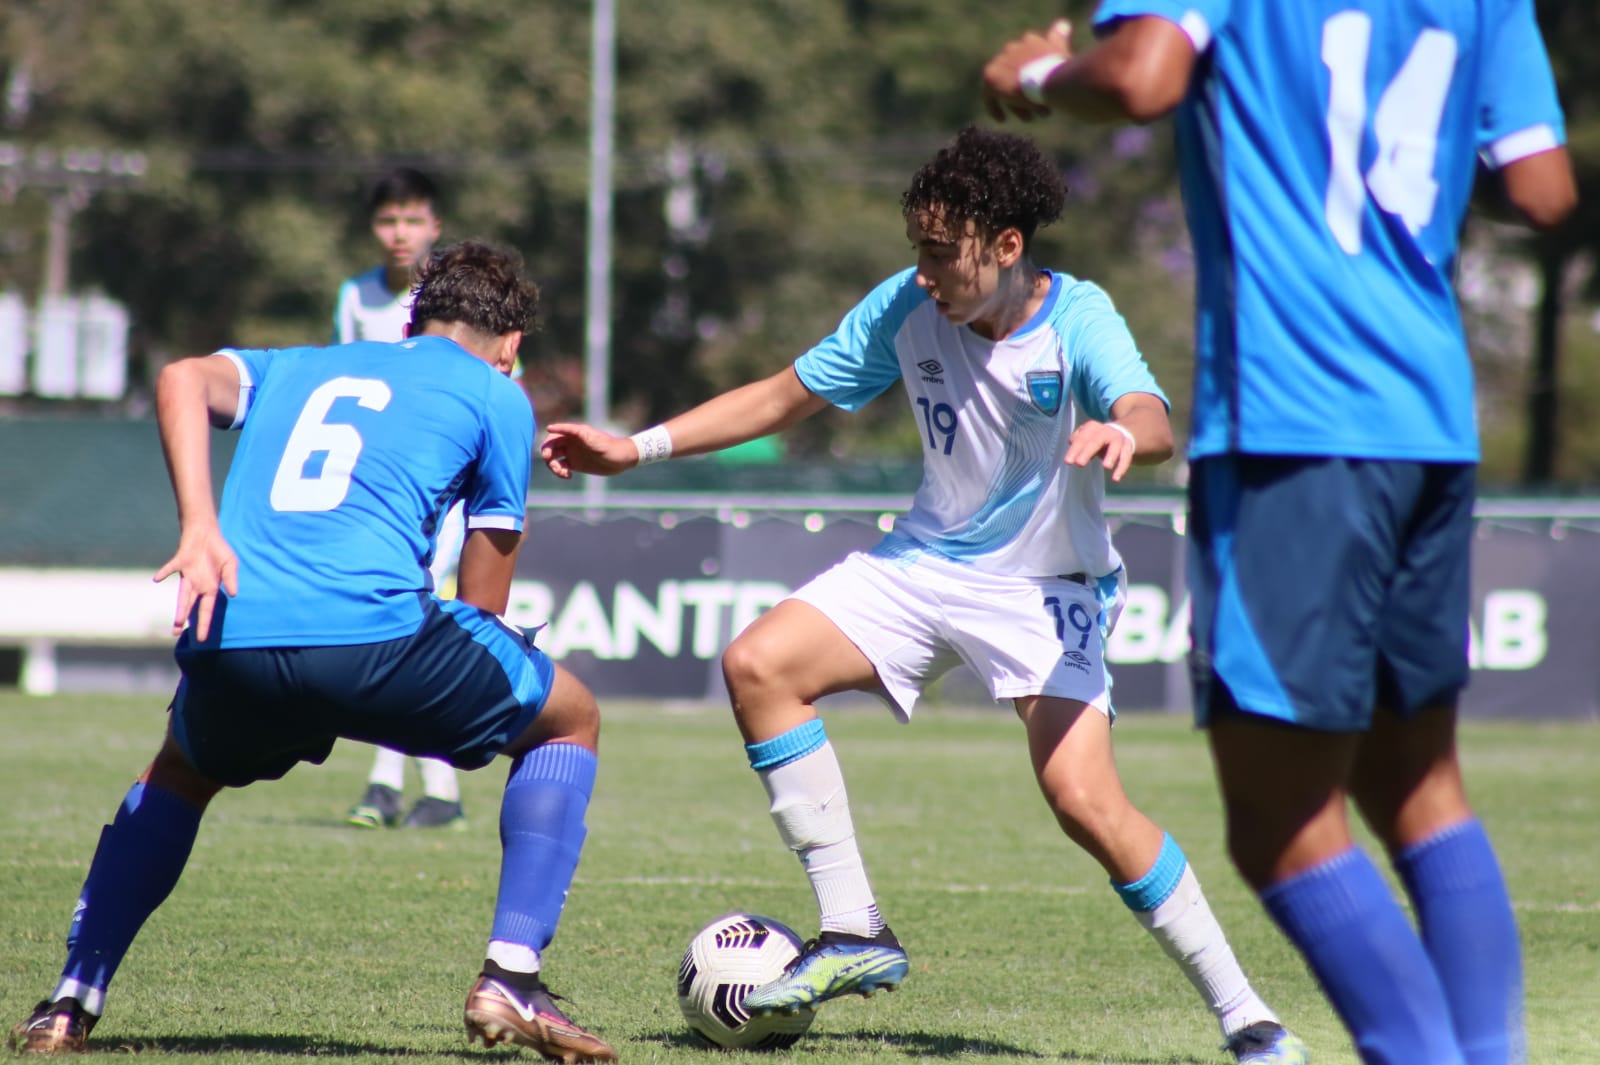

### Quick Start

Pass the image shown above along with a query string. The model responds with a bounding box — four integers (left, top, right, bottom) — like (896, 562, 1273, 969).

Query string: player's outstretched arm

(541, 366, 829, 479)
(1063, 391, 1173, 483)
(539, 421, 636, 478)
(152, 354, 244, 639)
(983, 16, 1194, 125)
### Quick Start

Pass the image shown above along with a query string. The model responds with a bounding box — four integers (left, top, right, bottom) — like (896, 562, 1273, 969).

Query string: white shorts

(789, 551, 1123, 721)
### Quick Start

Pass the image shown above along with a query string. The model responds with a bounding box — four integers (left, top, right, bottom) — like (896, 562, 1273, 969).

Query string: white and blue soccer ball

(676, 912, 816, 1050)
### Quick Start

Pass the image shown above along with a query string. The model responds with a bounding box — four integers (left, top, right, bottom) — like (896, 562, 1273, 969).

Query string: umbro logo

(1061, 650, 1091, 673)
(917, 359, 944, 384)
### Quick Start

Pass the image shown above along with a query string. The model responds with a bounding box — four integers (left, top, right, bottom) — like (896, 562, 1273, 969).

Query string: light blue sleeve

(1093, 0, 1229, 50)
(464, 374, 533, 532)
(1058, 282, 1167, 423)
(792, 270, 922, 413)
(1477, 0, 1566, 166)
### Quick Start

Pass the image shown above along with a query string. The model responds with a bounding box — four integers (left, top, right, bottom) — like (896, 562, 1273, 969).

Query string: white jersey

(332, 266, 412, 345)
(794, 268, 1165, 579)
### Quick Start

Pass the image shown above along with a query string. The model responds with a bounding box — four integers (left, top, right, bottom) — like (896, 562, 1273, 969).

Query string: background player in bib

(541, 127, 1307, 1065)
(11, 242, 616, 1063)
(332, 166, 469, 831)
(983, 4, 1577, 1063)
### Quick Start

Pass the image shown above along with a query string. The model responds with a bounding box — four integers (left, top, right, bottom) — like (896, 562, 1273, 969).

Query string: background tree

(1512, 0, 1600, 486)
(0, 0, 1594, 487)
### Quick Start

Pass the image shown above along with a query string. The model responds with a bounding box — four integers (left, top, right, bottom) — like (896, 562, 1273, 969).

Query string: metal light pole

(582, 0, 616, 509)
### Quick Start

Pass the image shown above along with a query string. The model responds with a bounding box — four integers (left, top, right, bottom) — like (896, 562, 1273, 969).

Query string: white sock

(417, 757, 460, 801)
(1130, 864, 1278, 1038)
(368, 746, 407, 791)
(51, 979, 103, 1017)
(486, 940, 540, 974)
(760, 741, 881, 936)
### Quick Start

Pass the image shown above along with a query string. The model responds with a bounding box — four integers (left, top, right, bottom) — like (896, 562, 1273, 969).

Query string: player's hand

(540, 422, 640, 479)
(1064, 419, 1136, 483)
(153, 521, 239, 641)
(983, 19, 1074, 123)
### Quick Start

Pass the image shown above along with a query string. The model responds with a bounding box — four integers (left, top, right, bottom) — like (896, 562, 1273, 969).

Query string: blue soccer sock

(488, 743, 596, 961)
(1395, 820, 1523, 1065)
(55, 782, 203, 1015)
(1262, 847, 1463, 1065)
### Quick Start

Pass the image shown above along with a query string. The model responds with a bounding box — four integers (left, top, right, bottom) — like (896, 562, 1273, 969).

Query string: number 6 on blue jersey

(269, 377, 393, 513)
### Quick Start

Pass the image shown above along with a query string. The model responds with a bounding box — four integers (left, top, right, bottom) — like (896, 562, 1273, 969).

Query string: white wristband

(1018, 55, 1066, 105)
(629, 424, 673, 466)
(1107, 421, 1137, 453)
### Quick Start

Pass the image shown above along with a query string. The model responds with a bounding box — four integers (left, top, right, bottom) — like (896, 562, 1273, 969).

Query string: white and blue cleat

(1225, 1021, 1311, 1065)
(742, 927, 909, 1015)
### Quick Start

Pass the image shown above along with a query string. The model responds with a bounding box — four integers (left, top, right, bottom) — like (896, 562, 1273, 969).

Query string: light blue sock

(56, 782, 202, 1014)
(490, 743, 596, 953)
(1262, 847, 1464, 1065)
(1395, 820, 1524, 1065)
(1111, 831, 1187, 911)
(744, 718, 826, 770)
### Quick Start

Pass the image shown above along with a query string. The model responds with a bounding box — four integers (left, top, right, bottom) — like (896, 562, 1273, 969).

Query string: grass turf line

(2, 693, 1597, 1064)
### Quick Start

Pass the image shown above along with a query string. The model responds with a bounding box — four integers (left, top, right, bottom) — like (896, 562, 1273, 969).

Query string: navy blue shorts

(1187, 455, 1474, 731)
(170, 598, 555, 787)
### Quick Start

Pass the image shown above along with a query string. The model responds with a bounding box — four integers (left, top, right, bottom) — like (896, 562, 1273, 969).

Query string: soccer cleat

(347, 783, 403, 828)
(403, 796, 466, 830)
(742, 926, 909, 1015)
(1225, 1021, 1311, 1065)
(463, 974, 616, 1063)
(9, 998, 97, 1054)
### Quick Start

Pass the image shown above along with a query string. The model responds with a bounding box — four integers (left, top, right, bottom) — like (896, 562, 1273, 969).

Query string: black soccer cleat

(403, 796, 466, 829)
(347, 783, 403, 828)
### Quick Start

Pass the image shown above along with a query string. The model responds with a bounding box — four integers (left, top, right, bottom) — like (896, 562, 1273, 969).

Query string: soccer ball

(676, 912, 816, 1050)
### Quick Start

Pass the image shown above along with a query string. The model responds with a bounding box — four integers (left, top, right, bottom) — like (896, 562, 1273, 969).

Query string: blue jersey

(1094, 0, 1566, 461)
(207, 335, 533, 648)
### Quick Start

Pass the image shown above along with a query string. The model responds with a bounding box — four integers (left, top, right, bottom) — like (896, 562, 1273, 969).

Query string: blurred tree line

(1, 0, 1596, 487)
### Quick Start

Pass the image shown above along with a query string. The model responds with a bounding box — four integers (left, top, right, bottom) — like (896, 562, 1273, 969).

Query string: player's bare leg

(1019, 696, 1306, 1063)
(723, 601, 909, 1014)
(1349, 703, 1470, 855)
(1016, 696, 1165, 876)
(724, 600, 878, 746)
(1208, 717, 1358, 888)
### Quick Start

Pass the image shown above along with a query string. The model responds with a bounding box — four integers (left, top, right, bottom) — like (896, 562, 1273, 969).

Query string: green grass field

(2, 693, 1597, 1064)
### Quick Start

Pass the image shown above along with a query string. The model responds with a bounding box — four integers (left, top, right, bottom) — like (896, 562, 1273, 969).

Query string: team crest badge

(1026, 370, 1063, 415)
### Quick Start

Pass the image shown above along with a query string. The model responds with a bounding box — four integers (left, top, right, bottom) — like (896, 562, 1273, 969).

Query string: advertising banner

(504, 508, 1599, 719)
(9, 503, 1594, 718)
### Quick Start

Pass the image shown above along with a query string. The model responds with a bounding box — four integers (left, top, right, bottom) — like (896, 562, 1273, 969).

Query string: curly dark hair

(409, 240, 541, 337)
(901, 127, 1066, 248)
